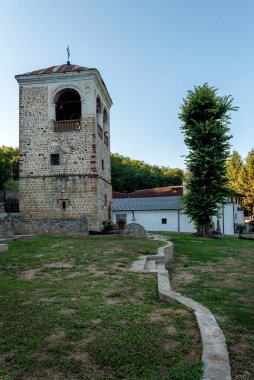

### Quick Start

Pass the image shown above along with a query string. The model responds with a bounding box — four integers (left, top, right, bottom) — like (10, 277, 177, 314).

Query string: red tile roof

(113, 186, 183, 199)
(18, 64, 91, 76)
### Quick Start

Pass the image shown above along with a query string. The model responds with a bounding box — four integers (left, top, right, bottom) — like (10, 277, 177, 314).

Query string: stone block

(123, 223, 147, 238)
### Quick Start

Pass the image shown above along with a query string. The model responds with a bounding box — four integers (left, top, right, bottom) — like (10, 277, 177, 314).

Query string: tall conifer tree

(238, 149, 254, 217)
(179, 84, 237, 236)
(226, 150, 243, 193)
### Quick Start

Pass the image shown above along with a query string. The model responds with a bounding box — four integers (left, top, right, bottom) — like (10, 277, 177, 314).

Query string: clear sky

(1, 0, 254, 169)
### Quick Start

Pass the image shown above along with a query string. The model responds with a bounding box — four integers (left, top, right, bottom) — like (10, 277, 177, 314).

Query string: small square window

(161, 218, 167, 224)
(51, 154, 60, 166)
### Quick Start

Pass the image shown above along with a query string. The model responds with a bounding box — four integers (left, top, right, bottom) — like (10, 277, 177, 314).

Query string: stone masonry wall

(18, 83, 112, 231)
(0, 214, 88, 237)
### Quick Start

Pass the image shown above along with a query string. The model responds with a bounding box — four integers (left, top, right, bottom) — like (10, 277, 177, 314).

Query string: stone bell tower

(15, 63, 113, 232)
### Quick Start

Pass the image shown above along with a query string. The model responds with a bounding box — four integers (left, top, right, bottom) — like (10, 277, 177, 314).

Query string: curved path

(132, 233, 232, 380)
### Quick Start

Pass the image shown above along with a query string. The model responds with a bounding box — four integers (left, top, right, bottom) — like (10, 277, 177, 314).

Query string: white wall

(113, 203, 243, 235)
(212, 202, 244, 235)
(179, 212, 196, 233)
(223, 203, 234, 235)
(113, 210, 179, 232)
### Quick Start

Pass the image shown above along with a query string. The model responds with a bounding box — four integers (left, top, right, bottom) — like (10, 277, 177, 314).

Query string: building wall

(211, 202, 245, 235)
(18, 74, 112, 231)
(113, 205, 242, 235)
(179, 212, 196, 233)
(113, 210, 180, 232)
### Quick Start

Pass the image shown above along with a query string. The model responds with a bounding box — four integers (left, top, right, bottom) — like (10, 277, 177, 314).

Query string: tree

(237, 149, 254, 218)
(226, 150, 243, 193)
(179, 84, 237, 236)
(110, 153, 184, 193)
(0, 146, 19, 190)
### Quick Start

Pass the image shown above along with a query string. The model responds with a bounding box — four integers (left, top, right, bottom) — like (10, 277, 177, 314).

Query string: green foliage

(111, 153, 184, 193)
(226, 150, 243, 193)
(0, 146, 19, 190)
(179, 84, 237, 235)
(237, 149, 254, 215)
(226, 149, 254, 217)
(102, 219, 115, 232)
(3, 179, 19, 192)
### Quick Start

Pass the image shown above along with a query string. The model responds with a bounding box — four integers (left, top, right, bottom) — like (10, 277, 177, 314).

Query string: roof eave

(15, 68, 113, 107)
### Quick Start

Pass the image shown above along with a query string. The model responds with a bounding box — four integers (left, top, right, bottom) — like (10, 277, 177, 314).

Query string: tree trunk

(197, 216, 211, 237)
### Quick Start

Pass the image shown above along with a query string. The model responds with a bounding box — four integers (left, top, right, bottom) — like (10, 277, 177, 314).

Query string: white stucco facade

(112, 210, 196, 233)
(112, 195, 244, 235)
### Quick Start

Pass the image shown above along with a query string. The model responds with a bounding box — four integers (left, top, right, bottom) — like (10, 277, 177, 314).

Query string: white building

(112, 188, 244, 235)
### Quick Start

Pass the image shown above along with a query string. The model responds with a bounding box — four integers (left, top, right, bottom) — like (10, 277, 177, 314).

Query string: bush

(3, 179, 19, 192)
(102, 220, 115, 232)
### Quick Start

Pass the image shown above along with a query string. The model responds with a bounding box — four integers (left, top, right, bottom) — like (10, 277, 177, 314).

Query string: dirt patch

(165, 325, 178, 335)
(66, 272, 82, 279)
(39, 297, 58, 303)
(196, 264, 219, 273)
(0, 350, 18, 364)
(44, 262, 73, 269)
(223, 257, 244, 266)
(106, 297, 122, 305)
(20, 261, 73, 281)
(173, 271, 196, 283)
(114, 261, 126, 268)
(179, 349, 201, 365)
(46, 331, 66, 344)
(20, 268, 40, 280)
(21, 373, 64, 380)
(205, 277, 242, 288)
(174, 308, 190, 316)
(215, 315, 229, 324)
(68, 350, 91, 363)
(149, 312, 166, 322)
(59, 308, 76, 316)
(91, 318, 102, 325)
(162, 340, 178, 350)
(22, 300, 33, 305)
(230, 341, 252, 353)
(86, 264, 98, 273)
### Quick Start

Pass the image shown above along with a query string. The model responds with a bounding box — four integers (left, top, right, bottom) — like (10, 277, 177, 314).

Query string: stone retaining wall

(0, 214, 88, 237)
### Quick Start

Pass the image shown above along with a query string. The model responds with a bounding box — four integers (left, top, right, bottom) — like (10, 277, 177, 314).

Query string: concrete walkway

(133, 233, 232, 380)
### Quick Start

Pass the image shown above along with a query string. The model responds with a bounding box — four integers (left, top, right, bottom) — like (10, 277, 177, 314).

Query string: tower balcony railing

(54, 120, 81, 132)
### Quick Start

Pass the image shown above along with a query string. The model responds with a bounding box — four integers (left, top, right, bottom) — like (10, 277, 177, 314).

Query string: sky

(1, 0, 254, 169)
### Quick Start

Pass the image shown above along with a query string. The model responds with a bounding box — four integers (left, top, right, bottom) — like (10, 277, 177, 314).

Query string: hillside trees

(237, 150, 254, 216)
(226, 150, 243, 193)
(0, 146, 19, 190)
(111, 153, 184, 193)
(226, 149, 254, 218)
(179, 84, 237, 236)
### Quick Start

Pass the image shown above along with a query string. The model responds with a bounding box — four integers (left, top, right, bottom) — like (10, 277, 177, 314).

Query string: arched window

(55, 89, 81, 121)
(96, 96, 102, 114)
(103, 109, 108, 126)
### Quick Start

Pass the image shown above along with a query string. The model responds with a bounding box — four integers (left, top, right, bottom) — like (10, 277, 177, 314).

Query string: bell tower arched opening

(55, 89, 81, 121)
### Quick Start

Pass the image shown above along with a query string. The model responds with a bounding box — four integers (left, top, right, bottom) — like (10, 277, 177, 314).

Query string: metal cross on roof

(67, 46, 70, 65)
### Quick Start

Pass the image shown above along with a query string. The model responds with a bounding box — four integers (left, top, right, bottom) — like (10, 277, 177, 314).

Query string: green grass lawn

(161, 233, 254, 380)
(0, 236, 202, 380)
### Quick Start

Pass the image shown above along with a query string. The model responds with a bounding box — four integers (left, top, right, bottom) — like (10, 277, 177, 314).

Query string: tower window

(102, 159, 104, 170)
(103, 108, 108, 125)
(55, 89, 81, 121)
(62, 200, 66, 210)
(51, 154, 60, 166)
(96, 96, 102, 114)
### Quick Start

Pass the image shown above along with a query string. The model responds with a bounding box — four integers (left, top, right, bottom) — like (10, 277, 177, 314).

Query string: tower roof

(15, 63, 113, 107)
(17, 64, 91, 76)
